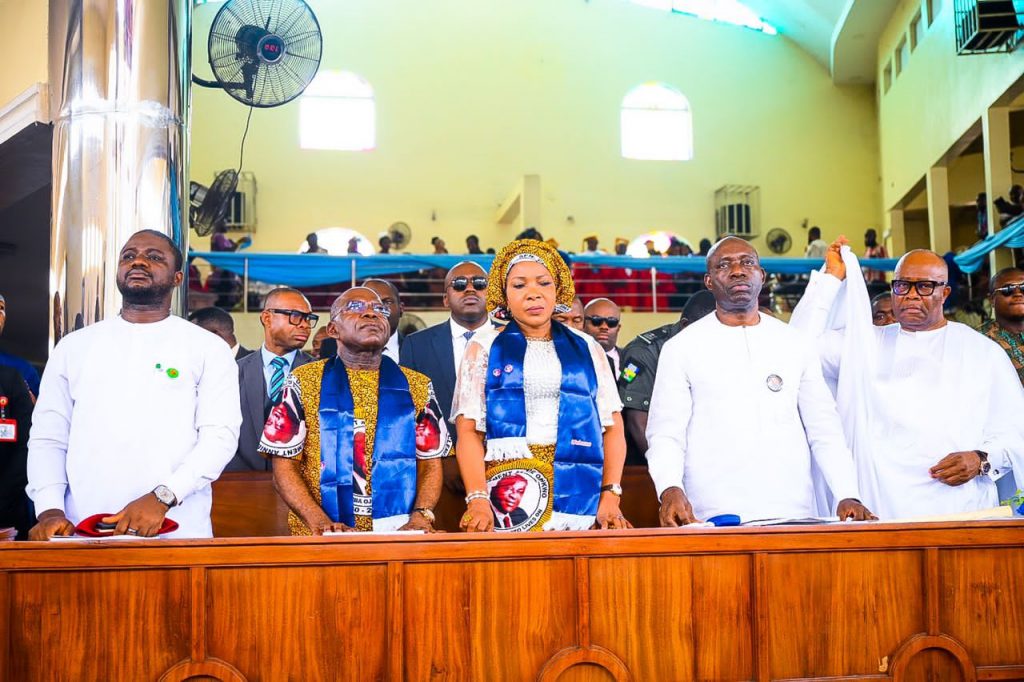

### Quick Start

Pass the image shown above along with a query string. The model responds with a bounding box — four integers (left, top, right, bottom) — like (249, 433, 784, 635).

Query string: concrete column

(926, 166, 952, 255)
(886, 207, 907, 259)
(983, 105, 1014, 272)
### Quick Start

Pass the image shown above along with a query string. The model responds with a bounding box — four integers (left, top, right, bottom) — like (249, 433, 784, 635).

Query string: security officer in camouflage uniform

(618, 291, 716, 464)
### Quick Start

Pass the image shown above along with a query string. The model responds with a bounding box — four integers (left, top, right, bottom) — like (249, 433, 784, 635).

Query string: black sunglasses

(585, 315, 620, 328)
(268, 308, 320, 327)
(449, 276, 488, 292)
(994, 283, 1024, 298)
(891, 279, 946, 297)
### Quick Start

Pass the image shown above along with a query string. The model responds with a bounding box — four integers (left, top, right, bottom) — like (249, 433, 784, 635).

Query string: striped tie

(269, 356, 289, 403)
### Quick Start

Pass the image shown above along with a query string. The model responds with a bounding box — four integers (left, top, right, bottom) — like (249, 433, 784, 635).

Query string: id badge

(0, 419, 16, 443)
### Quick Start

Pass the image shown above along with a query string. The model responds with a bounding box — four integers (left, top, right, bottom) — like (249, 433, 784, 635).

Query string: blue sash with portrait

(318, 356, 417, 525)
(484, 320, 604, 515)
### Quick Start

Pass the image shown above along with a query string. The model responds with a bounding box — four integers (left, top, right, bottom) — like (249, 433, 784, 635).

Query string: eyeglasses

(449, 276, 488, 292)
(994, 283, 1024, 297)
(334, 300, 391, 318)
(585, 315, 620, 328)
(268, 308, 319, 326)
(891, 279, 946, 296)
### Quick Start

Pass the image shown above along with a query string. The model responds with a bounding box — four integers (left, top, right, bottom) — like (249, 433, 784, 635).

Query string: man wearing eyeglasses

(792, 242, 1024, 518)
(583, 298, 623, 376)
(401, 262, 489, 452)
(229, 287, 317, 472)
(260, 287, 450, 533)
(977, 268, 1024, 386)
(646, 237, 872, 526)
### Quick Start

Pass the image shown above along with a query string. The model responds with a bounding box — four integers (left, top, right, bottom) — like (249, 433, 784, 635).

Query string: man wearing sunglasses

(261, 287, 450, 533)
(792, 242, 1024, 519)
(230, 288, 317, 472)
(583, 298, 623, 376)
(400, 262, 490, 457)
(977, 268, 1024, 386)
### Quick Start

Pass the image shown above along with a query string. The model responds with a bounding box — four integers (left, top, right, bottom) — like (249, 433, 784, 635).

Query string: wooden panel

(9, 569, 190, 681)
(211, 472, 290, 537)
(206, 565, 388, 681)
(764, 550, 926, 679)
(588, 555, 754, 681)
(404, 562, 471, 680)
(468, 559, 577, 681)
(403, 559, 577, 681)
(941, 548, 1024, 666)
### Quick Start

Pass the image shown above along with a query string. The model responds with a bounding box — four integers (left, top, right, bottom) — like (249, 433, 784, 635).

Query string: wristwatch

(412, 507, 436, 524)
(975, 450, 991, 477)
(600, 483, 623, 497)
(152, 485, 177, 508)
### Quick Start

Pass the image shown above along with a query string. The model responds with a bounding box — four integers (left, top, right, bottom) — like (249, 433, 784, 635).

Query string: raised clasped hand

(825, 235, 849, 281)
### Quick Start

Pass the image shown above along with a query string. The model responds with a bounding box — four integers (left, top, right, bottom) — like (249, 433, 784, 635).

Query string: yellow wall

(190, 0, 880, 257)
(877, 0, 1024, 213)
(0, 0, 47, 108)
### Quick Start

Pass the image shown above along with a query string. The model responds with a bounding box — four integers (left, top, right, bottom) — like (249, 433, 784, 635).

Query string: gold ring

(461, 512, 472, 524)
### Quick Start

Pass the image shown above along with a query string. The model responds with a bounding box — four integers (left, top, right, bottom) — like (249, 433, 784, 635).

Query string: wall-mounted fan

(766, 227, 792, 255)
(193, 0, 323, 108)
(190, 170, 238, 237)
(190, 0, 322, 236)
(388, 222, 412, 251)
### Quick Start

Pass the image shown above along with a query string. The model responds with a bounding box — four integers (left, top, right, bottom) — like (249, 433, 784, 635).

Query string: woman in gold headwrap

(451, 240, 630, 532)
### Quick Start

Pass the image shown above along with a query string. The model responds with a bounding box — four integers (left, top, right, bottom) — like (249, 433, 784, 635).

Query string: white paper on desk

(741, 516, 841, 526)
(322, 530, 426, 536)
(48, 534, 148, 542)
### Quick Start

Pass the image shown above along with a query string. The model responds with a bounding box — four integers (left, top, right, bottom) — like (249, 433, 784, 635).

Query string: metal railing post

(243, 257, 249, 313)
(650, 267, 658, 313)
(351, 259, 357, 287)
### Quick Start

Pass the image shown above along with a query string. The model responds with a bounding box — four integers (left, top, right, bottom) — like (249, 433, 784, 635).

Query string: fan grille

(209, 0, 323, 108)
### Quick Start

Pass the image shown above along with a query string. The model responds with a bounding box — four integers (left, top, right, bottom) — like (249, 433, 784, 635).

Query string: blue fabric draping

(190, 251, 899, 287)
(953, 215, 1024, 273)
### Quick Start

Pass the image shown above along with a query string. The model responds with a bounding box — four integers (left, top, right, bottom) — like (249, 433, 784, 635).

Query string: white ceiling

(742, 0, 847, 69)
(742, 0, 899, 84)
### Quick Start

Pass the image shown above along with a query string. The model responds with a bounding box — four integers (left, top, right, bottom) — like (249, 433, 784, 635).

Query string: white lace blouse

(450, 324, 622, 446)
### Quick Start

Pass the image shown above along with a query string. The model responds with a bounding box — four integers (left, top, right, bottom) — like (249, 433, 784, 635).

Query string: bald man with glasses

(229, 287, 317, 472)
(792, 243, 1024, 519)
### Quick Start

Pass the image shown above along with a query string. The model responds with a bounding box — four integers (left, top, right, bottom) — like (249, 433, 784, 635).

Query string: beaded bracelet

(464, 490, 488, 504)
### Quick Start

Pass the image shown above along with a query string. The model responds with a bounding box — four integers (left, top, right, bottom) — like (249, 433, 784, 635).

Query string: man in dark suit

(583, 297, 623, 377)
(0, 366, 34, 539)
(400, 262, 488, 495)
(362, 279, 405, 363)
(188, 306, 253, 359)
(229, 288, 317, 471)
(400, 262, 489, 437)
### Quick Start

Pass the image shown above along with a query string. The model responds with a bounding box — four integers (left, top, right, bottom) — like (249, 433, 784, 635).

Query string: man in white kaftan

(791, 244, 1024, 519)
(645, 237, 872, 525)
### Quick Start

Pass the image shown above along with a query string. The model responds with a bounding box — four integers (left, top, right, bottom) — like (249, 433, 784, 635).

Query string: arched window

(299, 71, 375, 151)
(620, 83, 692, 161)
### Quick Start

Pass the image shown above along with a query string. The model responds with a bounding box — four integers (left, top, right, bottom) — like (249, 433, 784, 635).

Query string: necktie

(503, 515, 512, 529)
(269, 356, 289, 402)
(463, 330, 474, 342)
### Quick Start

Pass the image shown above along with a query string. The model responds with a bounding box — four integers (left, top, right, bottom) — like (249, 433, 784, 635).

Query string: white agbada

(790, 255, 1024, 519)
(27, 315, 242, 538)
(645, 312, 860, 522)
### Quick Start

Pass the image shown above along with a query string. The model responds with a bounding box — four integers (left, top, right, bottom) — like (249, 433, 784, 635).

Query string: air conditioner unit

(954, 0, 1023, 54)
(715, 185, 760, 239)
(219, 170, 258, 232)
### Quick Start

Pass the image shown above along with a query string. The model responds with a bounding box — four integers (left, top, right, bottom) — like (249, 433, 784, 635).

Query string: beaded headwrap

(487, 239, 576, 317)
